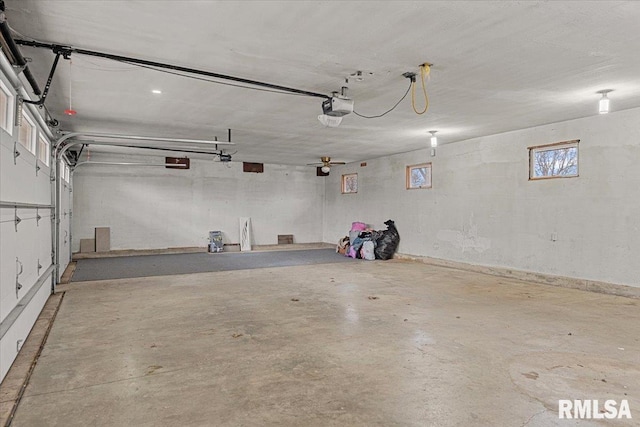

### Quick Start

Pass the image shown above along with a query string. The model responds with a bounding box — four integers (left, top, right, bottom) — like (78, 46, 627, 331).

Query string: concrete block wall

(72, 153, 325, 251)
(323, 107, 640, 288)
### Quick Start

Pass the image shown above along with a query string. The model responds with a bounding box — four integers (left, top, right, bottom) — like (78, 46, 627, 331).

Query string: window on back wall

(18, 111, 36, 154)
(0, 79, 14, 135)
(341, 173, 358, 194)
(406, 162, 432, 189)
(38, 134, 50, 166)
(529, 140, 579, 180)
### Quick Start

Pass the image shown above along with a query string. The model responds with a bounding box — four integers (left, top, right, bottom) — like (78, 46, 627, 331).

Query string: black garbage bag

(374, 219, 400, 260)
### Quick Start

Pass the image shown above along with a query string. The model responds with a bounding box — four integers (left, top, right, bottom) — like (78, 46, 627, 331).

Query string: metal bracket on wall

(64, 230, 68, 245)
(37, 259, 43, 275)
(36, 207, 42, 226)
(36, 162, 40, 175)
(13, 141, 20, 165)
(14, 207, 21, 231)
(15, 258, 23, 298)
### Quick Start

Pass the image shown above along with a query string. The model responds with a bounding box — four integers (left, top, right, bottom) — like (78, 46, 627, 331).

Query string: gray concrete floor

(10, 259, 640, 426)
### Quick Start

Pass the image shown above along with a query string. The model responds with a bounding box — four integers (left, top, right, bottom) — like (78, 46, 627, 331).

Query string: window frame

(406, 162, 432, 190)
(18, 110, 37, 154)
(0, 78, 14, 135)
(341, 173, 358, 194)
(528, 139, 579, 181)
(38, 134, 51, 167)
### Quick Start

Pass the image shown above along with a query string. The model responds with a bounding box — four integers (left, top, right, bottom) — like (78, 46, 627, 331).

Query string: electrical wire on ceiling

(352, 79, 412, 119)
(352, 62, 431, 119)
(411, 63, 430, 115)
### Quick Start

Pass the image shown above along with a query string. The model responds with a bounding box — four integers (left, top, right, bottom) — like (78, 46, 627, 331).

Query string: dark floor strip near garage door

(71, 248, 356, 282)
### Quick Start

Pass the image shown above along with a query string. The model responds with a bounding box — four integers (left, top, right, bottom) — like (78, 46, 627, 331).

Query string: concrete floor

(9, 259, 640, 426)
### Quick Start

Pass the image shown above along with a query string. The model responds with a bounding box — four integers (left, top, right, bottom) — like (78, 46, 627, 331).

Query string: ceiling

(5, 1, 640, 165)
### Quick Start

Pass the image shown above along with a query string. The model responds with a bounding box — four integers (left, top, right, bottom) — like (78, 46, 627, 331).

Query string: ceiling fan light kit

(307, 156, 346, 175)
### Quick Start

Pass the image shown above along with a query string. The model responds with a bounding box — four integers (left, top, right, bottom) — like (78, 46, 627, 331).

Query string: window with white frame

(18, 111, 36, 154)
(0, 79, 14, 135)
(38, 134, 50, 166)
(406, 163, 432, 189)
(529, 140, 579, 180)
(341, 173, 358, 194)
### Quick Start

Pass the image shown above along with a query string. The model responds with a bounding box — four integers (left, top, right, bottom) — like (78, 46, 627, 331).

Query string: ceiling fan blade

(329, 162, 346, 165)
(307, 163, 323, 166)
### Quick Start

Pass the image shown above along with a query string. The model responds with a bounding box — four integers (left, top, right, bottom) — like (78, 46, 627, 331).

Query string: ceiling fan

(307, 156, 346, 174)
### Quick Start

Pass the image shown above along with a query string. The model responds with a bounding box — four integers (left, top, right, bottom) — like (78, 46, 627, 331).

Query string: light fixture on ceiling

(318, 114, 343, 127)
(597, 89, 613, 114)
(152, 89, 162, 94)
(321, 165, 331, 173)
(429, 130, 438, 147)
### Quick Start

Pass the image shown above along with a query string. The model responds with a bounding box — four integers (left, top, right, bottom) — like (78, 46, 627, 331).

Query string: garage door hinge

(16, 258, 23, 297)
(13, 141, 20, 165)
(14, 207, 21, 231)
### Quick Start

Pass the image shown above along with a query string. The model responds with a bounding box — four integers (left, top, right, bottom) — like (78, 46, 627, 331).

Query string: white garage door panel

(0, 216, 18, 323)
(0, 272, 51, 381)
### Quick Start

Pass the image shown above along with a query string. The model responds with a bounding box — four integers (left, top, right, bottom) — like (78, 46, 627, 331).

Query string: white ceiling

(6, 1, 640, 165)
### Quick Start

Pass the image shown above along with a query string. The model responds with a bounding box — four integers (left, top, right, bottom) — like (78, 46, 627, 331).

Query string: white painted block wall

(72, 153, 325, 251)
(324, 107, 640, 288)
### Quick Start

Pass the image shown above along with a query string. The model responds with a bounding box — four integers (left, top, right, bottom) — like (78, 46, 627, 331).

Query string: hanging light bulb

(321, 165, 331, 173)
(429, 130, 438, 147)
(64, 59, 77, 116)
(597, 89, 612, 114)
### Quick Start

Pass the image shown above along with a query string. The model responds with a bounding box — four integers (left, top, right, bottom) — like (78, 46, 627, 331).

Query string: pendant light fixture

(64, 59, 77, 116)
(597, 89, 612, 114)
(429, 130, 438, 147)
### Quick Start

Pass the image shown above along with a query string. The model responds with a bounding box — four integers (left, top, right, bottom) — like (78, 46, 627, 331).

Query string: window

(18, 111, 36, 154)
(341, 173, 358, 194)
(0, 79, 14, 135)
(406, 163, 432, 189)
(60, 162, 70, 183)
(529, 140, 579, 180)
(38, 134, 50, 166)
